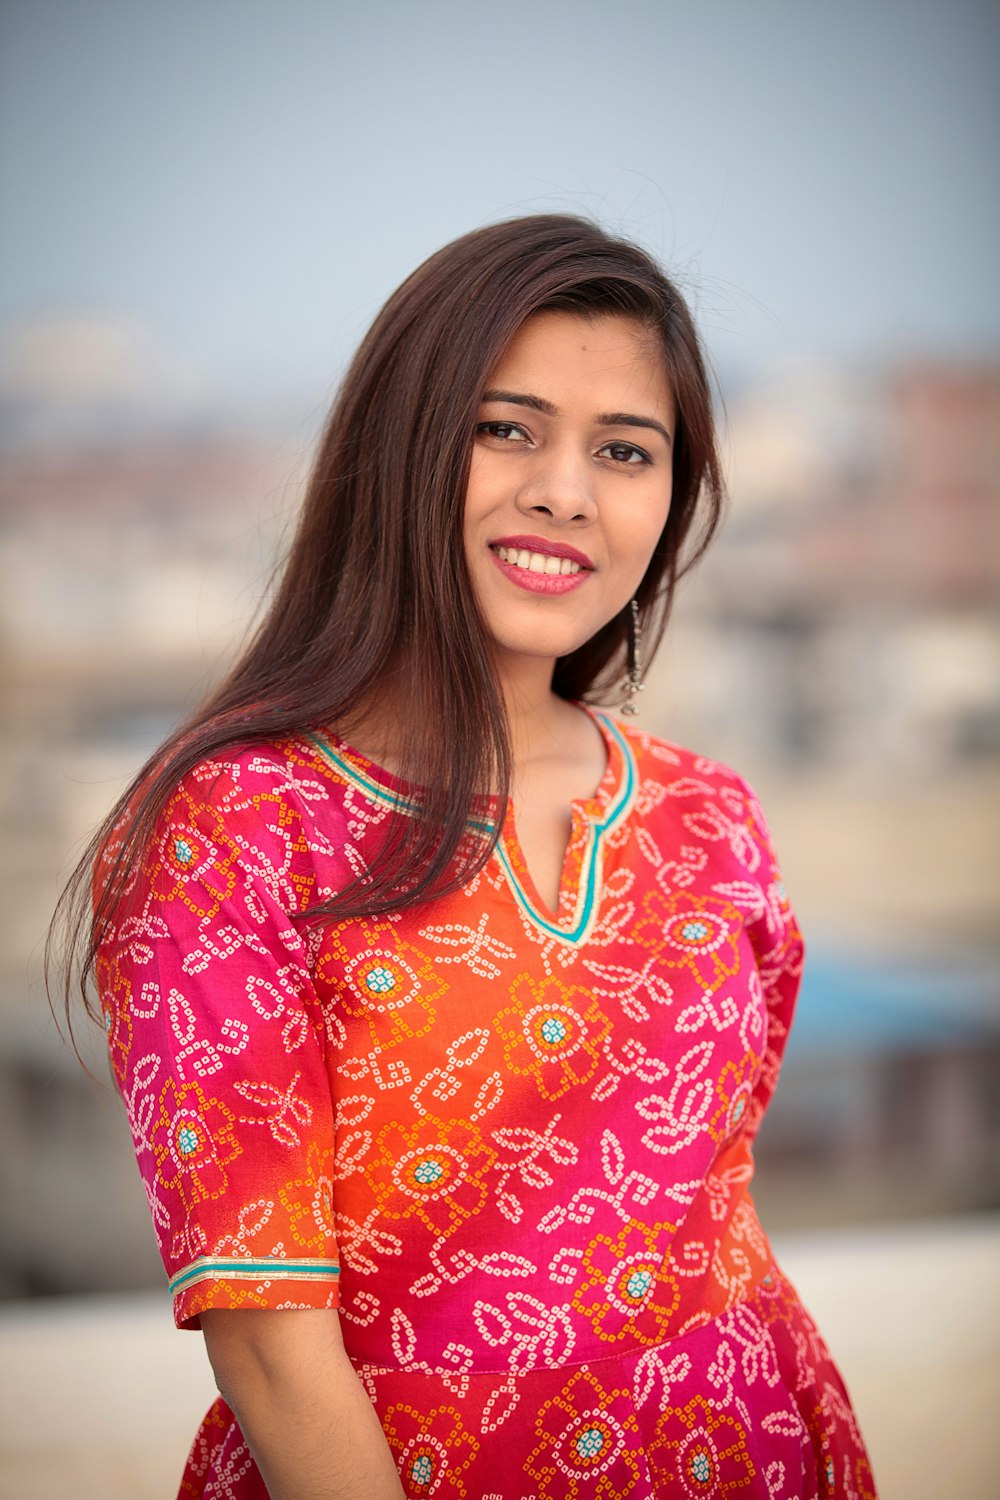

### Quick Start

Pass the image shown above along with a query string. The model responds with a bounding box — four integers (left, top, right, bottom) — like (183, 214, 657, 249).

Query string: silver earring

(621, 597, 644, 716)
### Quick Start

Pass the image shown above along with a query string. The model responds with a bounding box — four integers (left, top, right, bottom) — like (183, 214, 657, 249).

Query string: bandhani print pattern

(97, 706, 877, 1498)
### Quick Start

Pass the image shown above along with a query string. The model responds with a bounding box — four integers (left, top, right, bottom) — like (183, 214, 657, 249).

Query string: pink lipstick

(488, 535, 594, 595)
(491, 535, 594, 569)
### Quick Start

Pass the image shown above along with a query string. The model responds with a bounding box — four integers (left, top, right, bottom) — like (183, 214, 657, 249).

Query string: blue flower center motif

(625, 1268, 652, 1301)
(174, 838, 195, 866)
(365, 965, 397, 994)
(681, 919, 709, 943)
(103, 1008, 113, 1032)
(177, 1124, 199, 1156)
(691, 1448, 713, 1483)
(575, 1425, 606, 1459)
(826, 1458, 835, 1484)
(732, 1096, 746, 1123)
(411, 1452, 433, 1484)
(413, 1157, 444, 1186)
(540, 1014, 568, 1045)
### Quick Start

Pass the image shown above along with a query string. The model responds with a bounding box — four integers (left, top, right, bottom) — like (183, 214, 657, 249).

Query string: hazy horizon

(2, 0, 998, 408)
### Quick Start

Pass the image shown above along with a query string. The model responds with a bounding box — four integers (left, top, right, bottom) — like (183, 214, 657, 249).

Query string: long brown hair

(49, 213, 726, 1038)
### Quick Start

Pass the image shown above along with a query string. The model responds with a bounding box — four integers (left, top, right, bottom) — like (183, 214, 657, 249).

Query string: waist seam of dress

(346, 1254, 782, 1380)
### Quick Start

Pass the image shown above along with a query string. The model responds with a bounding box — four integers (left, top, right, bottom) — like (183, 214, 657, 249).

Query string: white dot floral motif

(494, 976, 612, 1102)
(152, 1077, 241, 1214)
(383, 1406, 479, 1497)
(373, 1114, 498, 1237)
(650, 1394, 756, 1493)
(607, 1251, 660, 1314)
(525, 1005, 579, 1059)
(394, 1145, 463, 1198)
(630, 889, 745, 994)
(664, 909, 729, 954)
(324, 926, 450, 1047)
(556, 1411, 623, 1477)
(573, 1220, 680, 1343)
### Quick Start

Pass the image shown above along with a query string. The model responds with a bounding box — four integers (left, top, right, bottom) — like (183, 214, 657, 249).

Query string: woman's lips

(491, 535, 594, 569)
(488, 545, 592, 595)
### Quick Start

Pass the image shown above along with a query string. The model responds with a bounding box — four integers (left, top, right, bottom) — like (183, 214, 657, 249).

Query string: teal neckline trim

(306, 733, 496, 836)
(497, 711, 636, 946)
(306, 710, 638, 946)
(170, 1255, 340, 1294)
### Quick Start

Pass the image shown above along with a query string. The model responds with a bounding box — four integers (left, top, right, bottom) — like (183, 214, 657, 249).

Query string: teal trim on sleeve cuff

(170, 1256, 340, 1295)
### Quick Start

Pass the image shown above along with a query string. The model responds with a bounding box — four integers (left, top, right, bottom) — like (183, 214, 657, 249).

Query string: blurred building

(654, 358, 1000, 775)
(0, 420, 311, 1294)
(649, 358, 1000, 1236)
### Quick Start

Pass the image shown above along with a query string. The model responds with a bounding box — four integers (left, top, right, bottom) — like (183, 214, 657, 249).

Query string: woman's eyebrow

(481, 389, 671, 447)
(482, 388, 557, 416)
(598, 410, 673, 447)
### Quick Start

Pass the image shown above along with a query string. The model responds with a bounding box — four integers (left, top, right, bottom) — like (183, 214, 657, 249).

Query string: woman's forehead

(485, 310, 673, 418)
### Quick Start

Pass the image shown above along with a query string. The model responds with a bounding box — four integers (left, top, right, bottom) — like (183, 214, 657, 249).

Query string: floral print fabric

(97, 706, 876, 1498)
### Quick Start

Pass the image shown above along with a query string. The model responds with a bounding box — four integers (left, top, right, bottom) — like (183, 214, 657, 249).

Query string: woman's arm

(201, 1308, 406, 1500)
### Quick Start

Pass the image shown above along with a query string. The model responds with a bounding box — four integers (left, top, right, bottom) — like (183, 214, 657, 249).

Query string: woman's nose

(516, 444, 597, 523)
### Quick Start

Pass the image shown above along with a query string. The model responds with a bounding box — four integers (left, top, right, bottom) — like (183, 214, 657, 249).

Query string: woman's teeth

(494, 546, 582, 576)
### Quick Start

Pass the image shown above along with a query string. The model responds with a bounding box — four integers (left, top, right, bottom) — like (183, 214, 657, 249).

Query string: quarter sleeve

(731, 773, 806, 1140)
(95, 756, 342, 1329)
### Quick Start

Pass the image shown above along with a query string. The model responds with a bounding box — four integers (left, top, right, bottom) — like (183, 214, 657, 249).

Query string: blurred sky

(1, 0, 998, 405)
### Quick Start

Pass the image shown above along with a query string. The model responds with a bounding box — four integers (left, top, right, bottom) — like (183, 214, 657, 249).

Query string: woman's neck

(333, 651, 593, 785)
(495, 651, 561, 762)
(494, 652, 602, 787)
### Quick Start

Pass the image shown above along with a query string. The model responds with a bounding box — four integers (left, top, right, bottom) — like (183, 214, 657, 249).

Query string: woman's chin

(490, 629, 594, 667)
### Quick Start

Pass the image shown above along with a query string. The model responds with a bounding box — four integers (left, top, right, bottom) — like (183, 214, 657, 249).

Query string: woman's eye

(477, 420, 529, 442)
(598, 441, 651, 466)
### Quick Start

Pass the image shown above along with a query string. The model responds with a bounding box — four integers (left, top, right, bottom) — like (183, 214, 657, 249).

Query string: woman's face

(464, 309, 674, 679)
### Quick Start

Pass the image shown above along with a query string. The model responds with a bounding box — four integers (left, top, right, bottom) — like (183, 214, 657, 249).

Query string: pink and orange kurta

(97, 705, 876, 1498)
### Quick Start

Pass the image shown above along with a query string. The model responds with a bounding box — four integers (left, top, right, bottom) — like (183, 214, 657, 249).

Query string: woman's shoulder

(166, 731, 373, 825)
(119, 732, 373, 916)
(604, 711, 758, 803)
(607, 712, 786, 889)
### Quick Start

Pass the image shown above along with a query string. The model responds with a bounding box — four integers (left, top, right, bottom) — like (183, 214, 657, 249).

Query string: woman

(57, 215, 876, 1498)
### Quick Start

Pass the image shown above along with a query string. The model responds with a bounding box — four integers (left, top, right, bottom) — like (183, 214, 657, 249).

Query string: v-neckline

(495, 706, 635, 943)
(307, 703, 637, 946)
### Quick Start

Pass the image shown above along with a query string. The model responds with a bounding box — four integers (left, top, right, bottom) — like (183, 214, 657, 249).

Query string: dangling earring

(621, 597, 644, 716)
